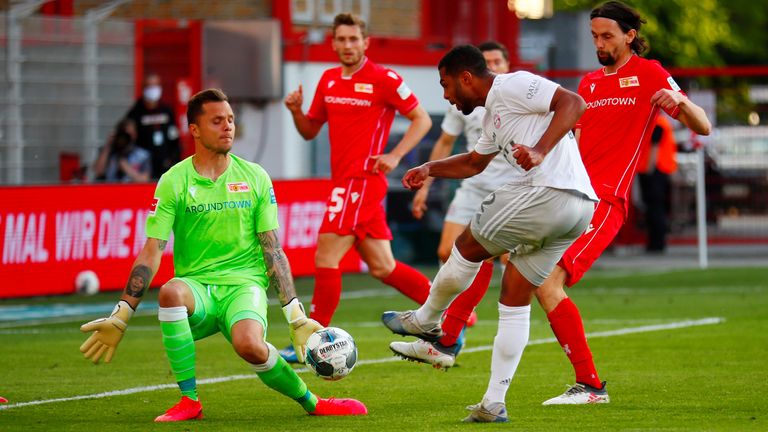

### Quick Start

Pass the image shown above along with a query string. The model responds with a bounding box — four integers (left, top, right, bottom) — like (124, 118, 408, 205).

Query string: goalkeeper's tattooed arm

(258, 229, 321, 362)
(79, 237, 166, 364)
(257, 229, 297, 306)
(120, 238, 166, 310)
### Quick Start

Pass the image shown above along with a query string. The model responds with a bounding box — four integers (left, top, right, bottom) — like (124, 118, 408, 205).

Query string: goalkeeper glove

(79, 300, 134, 364)
(282, 298, 323, 363)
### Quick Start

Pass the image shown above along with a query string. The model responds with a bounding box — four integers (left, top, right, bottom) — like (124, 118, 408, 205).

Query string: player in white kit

(403, 41, 516, 367)
(382, 45, 597, 423)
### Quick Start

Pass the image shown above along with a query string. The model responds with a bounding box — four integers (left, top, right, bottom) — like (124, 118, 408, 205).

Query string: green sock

(256, 356, 318, 412)
(161, 319, 198, 401)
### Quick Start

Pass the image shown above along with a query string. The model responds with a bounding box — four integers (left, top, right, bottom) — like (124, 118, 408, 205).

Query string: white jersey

(475, 72, 597, 201)
(441, 105, 515, 193)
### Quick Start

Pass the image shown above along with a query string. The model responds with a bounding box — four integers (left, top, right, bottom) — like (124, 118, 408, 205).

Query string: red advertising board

(0, 180, 361, 298)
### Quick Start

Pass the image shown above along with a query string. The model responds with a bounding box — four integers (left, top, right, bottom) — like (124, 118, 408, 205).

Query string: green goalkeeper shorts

(173, 277, 269, 343)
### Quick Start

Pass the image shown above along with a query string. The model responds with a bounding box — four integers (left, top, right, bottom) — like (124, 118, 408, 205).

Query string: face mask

(143, 85, 162, 102)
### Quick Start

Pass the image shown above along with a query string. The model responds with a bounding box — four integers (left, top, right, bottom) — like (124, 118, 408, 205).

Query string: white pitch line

(0, 317, 724, 411)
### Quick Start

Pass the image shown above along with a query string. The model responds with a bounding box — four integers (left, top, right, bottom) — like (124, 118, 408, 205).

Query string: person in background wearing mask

(126, 73, 181, 179)
(93, 118, 151, 183)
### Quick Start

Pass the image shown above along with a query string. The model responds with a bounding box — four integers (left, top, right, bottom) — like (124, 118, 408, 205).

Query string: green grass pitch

(1, 266, 766, 431)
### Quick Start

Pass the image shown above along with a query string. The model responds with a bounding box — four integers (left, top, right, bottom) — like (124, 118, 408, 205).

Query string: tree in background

(554, 0, 768, 67)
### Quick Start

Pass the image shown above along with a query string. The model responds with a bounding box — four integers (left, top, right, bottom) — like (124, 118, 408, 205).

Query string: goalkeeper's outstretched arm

(79, 238, 166, 364)
(257, 229, 323, 363)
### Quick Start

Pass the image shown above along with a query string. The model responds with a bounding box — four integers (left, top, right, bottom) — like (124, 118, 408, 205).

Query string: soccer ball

(75, 270, 100, 296)
(305, 327, 358, 381)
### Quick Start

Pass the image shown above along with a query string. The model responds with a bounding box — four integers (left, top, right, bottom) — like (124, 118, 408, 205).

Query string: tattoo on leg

(126, 265, 151, 298)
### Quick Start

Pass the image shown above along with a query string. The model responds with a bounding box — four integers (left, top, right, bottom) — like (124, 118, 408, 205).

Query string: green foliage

(553, 0, 768, 66)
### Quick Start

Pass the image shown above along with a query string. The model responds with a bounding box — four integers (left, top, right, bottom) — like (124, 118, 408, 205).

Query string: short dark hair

(591, 1, 648, 54)
(332, 13, 367, 38)
(438, 45, 489, 78)
(477, 40, 509, 62)
(187, 89, 228, 125)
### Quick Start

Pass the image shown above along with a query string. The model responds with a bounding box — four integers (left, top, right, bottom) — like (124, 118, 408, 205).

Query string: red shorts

(318, 177, 392, 241)
(559, 196, 627, 287)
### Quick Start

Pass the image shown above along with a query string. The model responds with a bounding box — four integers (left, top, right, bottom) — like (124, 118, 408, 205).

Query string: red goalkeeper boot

(311, 397, 368, 416)
(154, 396, 203, 422)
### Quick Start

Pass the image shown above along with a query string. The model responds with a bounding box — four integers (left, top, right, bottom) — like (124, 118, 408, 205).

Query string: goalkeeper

(79, 88, 367, 422)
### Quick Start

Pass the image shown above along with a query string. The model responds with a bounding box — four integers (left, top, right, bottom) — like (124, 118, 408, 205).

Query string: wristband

(281, 298, 306, 324)
(111, 300, 135, 322)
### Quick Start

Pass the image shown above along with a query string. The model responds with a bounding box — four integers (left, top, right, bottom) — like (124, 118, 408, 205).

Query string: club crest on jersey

(149, 197, 159, 215)
(619, 76, 640, 88)
(354, 83, 373, 94)
(590, 83, 596, 93)
(227, 182, 250, 193)
(493, 113, 501, 129)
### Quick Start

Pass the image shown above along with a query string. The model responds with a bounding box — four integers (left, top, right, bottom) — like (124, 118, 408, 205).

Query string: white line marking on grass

(461, 317, 725, 354)
(0, 317, 724, 411)
(0, 289, 398, 329)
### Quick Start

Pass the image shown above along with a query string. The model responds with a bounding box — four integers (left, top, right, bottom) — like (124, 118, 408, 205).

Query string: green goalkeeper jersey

(146, 154, 279, 287)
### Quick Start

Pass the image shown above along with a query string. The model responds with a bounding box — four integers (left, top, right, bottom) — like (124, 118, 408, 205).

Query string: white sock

(483, 303, 531, 405)
(415, 245, 482, 325)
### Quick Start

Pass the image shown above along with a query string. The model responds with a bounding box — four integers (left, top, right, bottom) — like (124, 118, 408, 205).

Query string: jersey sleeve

(574, 76, 590, 130)
(145, 174, 176, 241)
(647, 60, 684, 119)
(473, 111, 498, 155)
(440, 106, 464, 137)
(381, 68, 419, 115)
(306, 73, 328, 123)
(253, 166, 280, 234)
(500, 71, 559, 115)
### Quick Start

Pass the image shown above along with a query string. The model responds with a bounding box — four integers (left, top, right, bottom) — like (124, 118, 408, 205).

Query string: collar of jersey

(189, 156, 232, 184)
(602, 53, 636, 76)
(341, 56, 368, 79)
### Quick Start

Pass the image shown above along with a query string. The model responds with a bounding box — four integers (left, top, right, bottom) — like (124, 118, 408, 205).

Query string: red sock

(440, 261, 493, 346)
(381, 261, 431, 304)
(309, 267, 342, 327)
(547, 298, 602, 388)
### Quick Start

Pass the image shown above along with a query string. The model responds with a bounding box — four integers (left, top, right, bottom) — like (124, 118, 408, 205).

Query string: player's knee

(158, 280, 188, 307)
(233, 337, 269, 364)
(437, 245, 451, 263)
(535, 282, 567, 313)
(369, 261, 395, 280)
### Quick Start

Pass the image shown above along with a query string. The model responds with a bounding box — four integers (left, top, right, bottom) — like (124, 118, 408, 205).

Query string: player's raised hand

(402, 164, 429, 190)
(511, 144, 544, 171)
(284, 84, 304, 113)
(650, 89, 685, 112)
(79, 300, 134, 364)
(411, 187, 429, 219)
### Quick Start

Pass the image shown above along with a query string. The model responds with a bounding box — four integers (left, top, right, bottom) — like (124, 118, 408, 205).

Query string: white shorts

(445, 184, 493, 225)
(469, 184, 594, 286)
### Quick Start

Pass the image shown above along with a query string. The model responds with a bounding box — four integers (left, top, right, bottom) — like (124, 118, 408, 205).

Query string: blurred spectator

(93, 118, 151, 183)
(637, 114, 678, 252)
(126, 73, 181, 179)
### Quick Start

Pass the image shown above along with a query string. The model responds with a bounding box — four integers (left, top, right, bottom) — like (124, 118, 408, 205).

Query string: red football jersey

(307, 58, 419, 182)
(576, 55, 682, 204)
